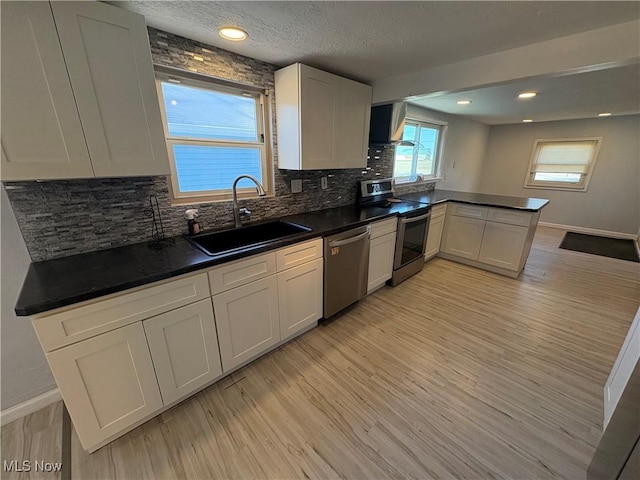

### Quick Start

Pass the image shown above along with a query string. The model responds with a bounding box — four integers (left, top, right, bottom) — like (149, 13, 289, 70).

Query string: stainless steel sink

(187, 221, 312, 256)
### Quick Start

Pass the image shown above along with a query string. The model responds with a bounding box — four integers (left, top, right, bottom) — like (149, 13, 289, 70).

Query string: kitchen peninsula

(16, 190, 548, 316)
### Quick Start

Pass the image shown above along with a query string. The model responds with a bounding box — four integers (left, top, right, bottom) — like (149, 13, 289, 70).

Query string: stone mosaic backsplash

(5, 146, 433, 261)
(4, 27, 434, 262)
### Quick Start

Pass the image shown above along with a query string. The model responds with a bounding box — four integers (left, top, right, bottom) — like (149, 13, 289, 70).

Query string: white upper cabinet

(1, 1, 170, 181)
(0, 2, 94, 180)
(334, 78, 373, 169)
(50, 1, 169, 177)
(275, 63, 372, 170)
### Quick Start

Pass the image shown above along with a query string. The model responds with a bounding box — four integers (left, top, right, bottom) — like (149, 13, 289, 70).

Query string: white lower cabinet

(278, 258, 323, 340)
(143, 299, 222, 406)
(34, 239, 324, 452)
(367, 218, 397, 294)
(424, 204, 448, 261)
(213, 275, 281, 372)
(438, 203, 539, 277)
(441, 215, 485, 260)
(46, 322, 162, 451)
(478, 222, 528, 270)
(425, 215, 445, 260)
(368, 232, 396, 293)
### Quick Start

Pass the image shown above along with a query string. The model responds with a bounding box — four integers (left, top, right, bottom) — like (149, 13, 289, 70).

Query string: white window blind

(525, 138, 601, 191)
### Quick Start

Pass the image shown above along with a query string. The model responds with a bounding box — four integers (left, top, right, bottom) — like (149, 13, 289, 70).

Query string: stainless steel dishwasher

(324, 225, 370, 318)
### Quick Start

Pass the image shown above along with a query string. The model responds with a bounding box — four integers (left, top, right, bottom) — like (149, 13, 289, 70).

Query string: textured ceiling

(410, 64, 640, 124)
(111, 1, 640, 125)
(111, 1, 639, 82)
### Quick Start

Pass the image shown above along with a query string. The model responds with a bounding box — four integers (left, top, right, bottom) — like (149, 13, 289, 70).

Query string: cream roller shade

(532, 140, 599, 174)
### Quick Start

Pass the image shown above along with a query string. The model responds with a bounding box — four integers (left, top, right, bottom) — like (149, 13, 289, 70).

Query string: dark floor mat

(559, 232, 639, 262)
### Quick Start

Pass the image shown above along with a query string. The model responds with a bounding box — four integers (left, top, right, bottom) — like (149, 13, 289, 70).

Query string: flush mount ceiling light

(218, 27, 248, 41)
(522, 119, 533, 123)
(518, 91, 537, 99)
(457, 100, 472, 105)
(598, 112, 612, 117)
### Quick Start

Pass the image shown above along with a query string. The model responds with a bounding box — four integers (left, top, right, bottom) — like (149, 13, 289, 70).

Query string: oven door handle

(400, 212, 431, 224)
(329, 230, 369, 248)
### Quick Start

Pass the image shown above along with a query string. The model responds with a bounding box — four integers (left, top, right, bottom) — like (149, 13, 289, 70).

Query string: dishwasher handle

(329, 230, 369, 248)
(400, 211, 431, 224)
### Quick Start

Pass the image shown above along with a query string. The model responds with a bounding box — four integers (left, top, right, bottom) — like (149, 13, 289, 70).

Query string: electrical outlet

(291, 179, 303, 193)
(321, 176, 328, 190)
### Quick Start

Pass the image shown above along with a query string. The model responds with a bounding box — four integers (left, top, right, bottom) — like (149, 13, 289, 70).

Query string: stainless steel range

(358, 178, 431, 286)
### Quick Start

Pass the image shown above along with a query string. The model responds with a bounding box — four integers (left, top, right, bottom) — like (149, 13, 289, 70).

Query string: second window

(394, 120, 444, 182)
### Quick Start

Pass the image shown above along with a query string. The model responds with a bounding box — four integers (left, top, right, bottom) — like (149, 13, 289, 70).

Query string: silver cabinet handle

(329, 230, 369, 248)
(400, 212, 431, 224)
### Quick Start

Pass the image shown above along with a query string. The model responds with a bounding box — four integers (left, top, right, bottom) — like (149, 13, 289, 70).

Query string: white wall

(407, 105, 490, 192)
(1, 187, 56, 410)
(480, 115, 640, 235)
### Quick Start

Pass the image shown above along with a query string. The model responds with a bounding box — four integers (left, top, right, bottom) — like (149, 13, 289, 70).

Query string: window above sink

(155, 66, 274, 205)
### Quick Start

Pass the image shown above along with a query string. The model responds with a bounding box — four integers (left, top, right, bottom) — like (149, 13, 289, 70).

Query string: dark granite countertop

(16, 190, 548, 316)
(15, 204, 413, 316)
(397, 189, 550, 211)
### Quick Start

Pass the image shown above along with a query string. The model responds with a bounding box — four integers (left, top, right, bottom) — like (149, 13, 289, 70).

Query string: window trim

(523, 137, 602, 192)
(154, 65, 273, 205)
(393, 118, 446, 184)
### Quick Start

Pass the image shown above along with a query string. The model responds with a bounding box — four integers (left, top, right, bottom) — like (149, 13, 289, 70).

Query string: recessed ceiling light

(218, 27, 248, 41)
(457, 100, 472, 105)
(518, 92, 537, 99)
(522, 119, 533, 123)
(598, 112, 612, 117)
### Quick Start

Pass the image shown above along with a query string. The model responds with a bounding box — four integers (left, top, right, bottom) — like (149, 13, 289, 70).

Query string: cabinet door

(425, 215, 445, 260)
(50, 1, 169, 177)
(478, 222, 528, 271)
(335, 79, 372, 169)
(300, 66, 337, 169)
(143, 299, 222, 406)
(46, 323, 162, 451)
(368, 232, 397, 293)
(278, 258, 323, 340)
(441, 216, 485, 260)
(0, 1, 93, 181)
(213, 276, 280, 371)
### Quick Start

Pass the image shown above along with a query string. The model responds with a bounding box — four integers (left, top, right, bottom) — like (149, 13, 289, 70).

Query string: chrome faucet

(232, 175, 266, 227)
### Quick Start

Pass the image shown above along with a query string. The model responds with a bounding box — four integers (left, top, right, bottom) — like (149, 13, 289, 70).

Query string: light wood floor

(3, 227, 639, 479)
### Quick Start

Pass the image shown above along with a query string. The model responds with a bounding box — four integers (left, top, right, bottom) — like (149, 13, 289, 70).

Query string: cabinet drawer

(449, 203, 488, 220)
(208, 252, 276, 295)
(487, 208, 532, 227)
(370, 218, 397, 239)
(431, 203, 447, 219)
(276, 238, 323, 271)
(33, 273, 210, 352)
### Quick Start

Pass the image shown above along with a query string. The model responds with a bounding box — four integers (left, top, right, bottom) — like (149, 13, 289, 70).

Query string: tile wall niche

(4, 28, 434, 262)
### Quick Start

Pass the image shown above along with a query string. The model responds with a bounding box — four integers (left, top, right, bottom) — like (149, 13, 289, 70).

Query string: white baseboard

(538, 222, 637, 240)
(0, 389, 61, 426)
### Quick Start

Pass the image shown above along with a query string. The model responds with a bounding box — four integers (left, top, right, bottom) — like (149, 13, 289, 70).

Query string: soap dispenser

(185, 209, 201, 235)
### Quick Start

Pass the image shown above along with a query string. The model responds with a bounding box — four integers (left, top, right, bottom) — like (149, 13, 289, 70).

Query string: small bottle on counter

(185, 209, 201, 235)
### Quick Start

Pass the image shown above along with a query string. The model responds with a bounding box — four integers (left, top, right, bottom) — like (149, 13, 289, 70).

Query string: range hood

(369, 103, 407, 145)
